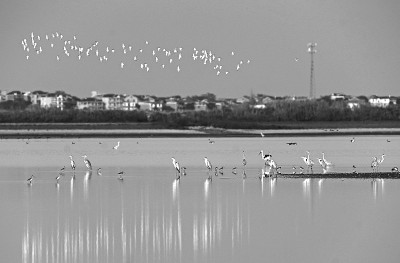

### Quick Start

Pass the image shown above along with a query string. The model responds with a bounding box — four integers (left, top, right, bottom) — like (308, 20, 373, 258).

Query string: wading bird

(301, 151, 314, 173)
(113, 141, 120, 150)
(259, 150, 272, 161)
(242, 151, 247, 167)
(97, 168, 102, 176)
(377, 154, 385, 167)
(69, 155, 76, 170)
(317, 158, 328, 170)
(232, 167, 237, 175)
(118, 171, 124, 180)
(371, 157, 378, 172)
(321, 152, 331, 165)
(82, 155, 92, 170)
(27, 175, 34, 185)
(204, 157, 212, 173)
(171, 157, 181, 178)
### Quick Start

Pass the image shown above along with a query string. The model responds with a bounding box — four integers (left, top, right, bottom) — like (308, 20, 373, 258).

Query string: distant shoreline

(0, 126, 400, 138)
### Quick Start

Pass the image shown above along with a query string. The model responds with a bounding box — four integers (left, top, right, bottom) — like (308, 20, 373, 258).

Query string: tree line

(0, 99, 399, 128)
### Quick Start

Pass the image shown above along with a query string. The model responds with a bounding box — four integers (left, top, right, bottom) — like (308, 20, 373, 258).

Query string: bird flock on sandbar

(21, 31, 251, 76)
(25, 137, 398, 186)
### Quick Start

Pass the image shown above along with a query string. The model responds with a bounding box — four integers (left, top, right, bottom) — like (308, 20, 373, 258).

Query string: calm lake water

(0, 135, 399, 263)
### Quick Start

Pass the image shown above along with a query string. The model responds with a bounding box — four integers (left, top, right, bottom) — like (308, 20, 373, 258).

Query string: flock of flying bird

(26, 138, 398, 185)
(21, 31, 251, 76)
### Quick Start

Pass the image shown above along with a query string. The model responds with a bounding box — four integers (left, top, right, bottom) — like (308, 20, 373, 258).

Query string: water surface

(1, 136, 399, 262)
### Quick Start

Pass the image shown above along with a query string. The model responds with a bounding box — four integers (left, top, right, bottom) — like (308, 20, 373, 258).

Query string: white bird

(377, 154, 385, 165)
(260, 132, 265, 137)
(317, 158, 328, 170)
(301, 151, 314, 173)
(371, 157, 378, 172)
(242, 151, 247, 167)
(350, 137, 355, 143)
(113, 141, 120, 150)
(321, 152, 331, 165)
(259, 150, 271, 161)
(82, 155, 92, 170)
(204, 157, 212, 172)
(171, 157, 181, 178)
(376, 154, 385, 172)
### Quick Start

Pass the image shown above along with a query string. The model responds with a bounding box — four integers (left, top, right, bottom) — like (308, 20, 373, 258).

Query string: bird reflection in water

(371, 179, 384, 201)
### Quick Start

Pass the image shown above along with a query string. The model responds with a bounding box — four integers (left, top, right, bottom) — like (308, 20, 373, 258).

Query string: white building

(369, 95, 397, 108)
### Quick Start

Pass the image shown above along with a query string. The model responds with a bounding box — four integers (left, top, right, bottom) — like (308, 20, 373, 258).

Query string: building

(6, 91, 26, 101)
(330, 93, 346, 101)
(100, 94, 124, 110)
(40, 93, 68, 110)
(77, 98, 105, 110)
(347, 98, 361, 110)
(29, 90, 48, 105)
(368, 95, 397, 108)
(122, 95, 139, 111)
(194, 99, 208, 111)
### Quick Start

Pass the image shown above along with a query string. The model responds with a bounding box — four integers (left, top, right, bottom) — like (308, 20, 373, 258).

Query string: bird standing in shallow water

(69, 156, 76, 170)
(321, 152, 331, 166)
(171, 157, 181, 178)
(204, 157, 212, 172)
(377, 154, 385, 171)
(259, 150, 271, 161)
(371, 157, 378, 172)
(242, 151, 247, 167)
(232, 167, 237, 175)
(301, 151, 314, 173)
(113, 141, 120, 150)
(82, 155, 92, 170)
(118, 171, 124, 180)
(27, 175, 34, 185)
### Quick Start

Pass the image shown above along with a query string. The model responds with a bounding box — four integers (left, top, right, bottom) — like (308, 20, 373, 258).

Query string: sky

(1, 0, 400, 99)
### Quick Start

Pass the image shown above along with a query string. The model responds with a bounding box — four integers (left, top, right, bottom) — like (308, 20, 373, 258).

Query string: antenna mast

(307, 42, 317, 99)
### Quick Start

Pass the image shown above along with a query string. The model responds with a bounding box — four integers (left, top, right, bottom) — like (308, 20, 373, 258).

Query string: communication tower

(307, 42, 317, 99)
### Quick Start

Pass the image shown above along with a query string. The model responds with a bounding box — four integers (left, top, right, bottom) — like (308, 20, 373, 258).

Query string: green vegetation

(0, 99, 399, 130)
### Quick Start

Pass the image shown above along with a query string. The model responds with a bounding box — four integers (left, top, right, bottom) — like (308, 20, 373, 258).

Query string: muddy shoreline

(0, 126, 399, 138)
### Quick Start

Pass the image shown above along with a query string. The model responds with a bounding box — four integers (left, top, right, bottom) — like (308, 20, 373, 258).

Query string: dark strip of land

(0, 122, 399, 138)
(274, 172, 400, 179)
